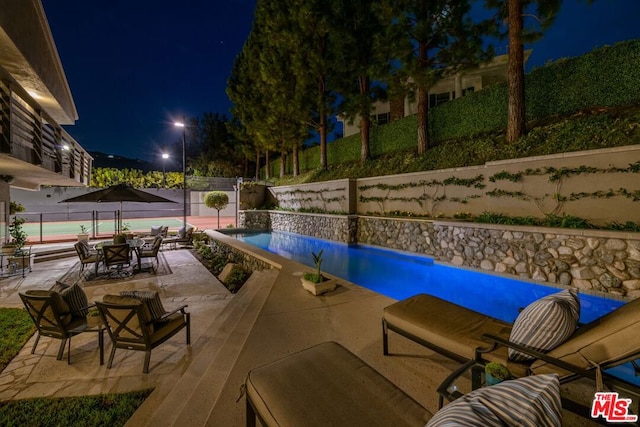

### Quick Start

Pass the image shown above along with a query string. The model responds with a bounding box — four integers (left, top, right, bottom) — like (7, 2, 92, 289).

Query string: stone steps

(125, 268, 278, 427)
(32, 247, 76, 264)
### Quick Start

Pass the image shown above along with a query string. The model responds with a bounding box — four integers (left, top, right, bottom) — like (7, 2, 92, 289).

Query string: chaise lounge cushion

(531, 296, 640, 376)
(509, 289, 580, 362)
(384, 294, 513, 362)
(426, 374, 562, 427)
(246, 341, 431, 427)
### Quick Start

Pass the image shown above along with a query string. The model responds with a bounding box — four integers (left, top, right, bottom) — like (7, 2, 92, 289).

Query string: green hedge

(265, 39, 640, 177)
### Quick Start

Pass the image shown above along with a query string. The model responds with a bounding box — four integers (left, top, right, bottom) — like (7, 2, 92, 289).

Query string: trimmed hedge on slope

(272, 39, 640, 176)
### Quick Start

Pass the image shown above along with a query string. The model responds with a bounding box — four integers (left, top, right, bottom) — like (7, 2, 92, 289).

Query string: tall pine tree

(389, 0, 493, 155)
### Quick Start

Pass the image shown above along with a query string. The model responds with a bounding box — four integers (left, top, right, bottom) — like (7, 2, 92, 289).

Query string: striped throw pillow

(426, 374, 562, 427)
(508, 289, 580, 362)
(119, 290, 166, 320)
(60, 284, 90, 317)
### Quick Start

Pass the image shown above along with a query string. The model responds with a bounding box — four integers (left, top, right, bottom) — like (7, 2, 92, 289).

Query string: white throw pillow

(508, 289, 580, 362)
(426, 374, 562, 427)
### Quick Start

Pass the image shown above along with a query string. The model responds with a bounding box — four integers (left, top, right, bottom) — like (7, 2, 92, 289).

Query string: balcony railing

(0, 66, 91, 185)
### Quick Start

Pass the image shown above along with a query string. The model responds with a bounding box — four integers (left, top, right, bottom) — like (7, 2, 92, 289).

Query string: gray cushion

(247, 342, 431, 427)
(60, 284, 90, 317)
(150, 225, 162, 236)
(177, 227, 186, 238)
(50, 281, 69, 293)
(426, 374, 562, 427)
(119, 290, 166, 320)
(509, 289, 580, 362)
(531, 296, 640, 376)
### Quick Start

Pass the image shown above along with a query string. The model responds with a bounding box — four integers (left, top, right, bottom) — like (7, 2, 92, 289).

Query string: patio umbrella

(60, 184, 177, 233)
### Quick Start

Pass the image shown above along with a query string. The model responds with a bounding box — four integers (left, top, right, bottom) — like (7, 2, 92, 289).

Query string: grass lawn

(0, 307, 152, 426)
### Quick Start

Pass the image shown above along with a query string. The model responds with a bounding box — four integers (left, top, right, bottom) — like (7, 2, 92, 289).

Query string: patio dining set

(73, 225, 195, 279)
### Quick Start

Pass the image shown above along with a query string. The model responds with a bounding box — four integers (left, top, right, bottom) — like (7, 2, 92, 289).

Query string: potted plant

(484, 362, 510, 386)
(7, 217, 27, 253)
(6, 217, 30, 271)
(77, 225, 90, 243)
(301, 250, 337, 296)
(122, 223, 134, 240)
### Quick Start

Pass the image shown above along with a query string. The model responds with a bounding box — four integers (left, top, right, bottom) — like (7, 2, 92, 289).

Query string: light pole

(161, 152, 169, 188)
(174, 119, 187, 229)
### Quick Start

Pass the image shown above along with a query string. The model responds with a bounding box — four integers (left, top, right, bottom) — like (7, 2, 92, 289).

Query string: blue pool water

(233, 230, 639, 385)
(234, 230, 623, 323)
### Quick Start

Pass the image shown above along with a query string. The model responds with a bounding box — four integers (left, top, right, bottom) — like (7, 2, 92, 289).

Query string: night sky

(42, 0, 640, 166)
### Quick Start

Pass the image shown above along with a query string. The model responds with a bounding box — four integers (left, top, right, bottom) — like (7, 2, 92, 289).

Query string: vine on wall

(355, 162, 640, 219)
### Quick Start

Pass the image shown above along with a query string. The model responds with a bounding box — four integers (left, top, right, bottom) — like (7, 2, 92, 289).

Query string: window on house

(429, 92, 451, 108)
(377, 112, 389, 125)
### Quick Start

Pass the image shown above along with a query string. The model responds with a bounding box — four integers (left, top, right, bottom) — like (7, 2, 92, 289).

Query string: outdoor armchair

(19, 283, 103, 364)
(102, 243, 131, 277)
(74, 241, 101, 277)
(96, 293, 190, 373)
(137, 235, 162, 272)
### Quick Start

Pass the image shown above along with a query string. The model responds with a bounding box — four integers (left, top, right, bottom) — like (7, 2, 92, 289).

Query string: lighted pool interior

(233, 230, 639, 384)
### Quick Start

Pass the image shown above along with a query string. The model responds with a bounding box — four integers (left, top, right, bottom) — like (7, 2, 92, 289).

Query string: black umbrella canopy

(60, 184, 176, 204)
(60, 184, 177, 233)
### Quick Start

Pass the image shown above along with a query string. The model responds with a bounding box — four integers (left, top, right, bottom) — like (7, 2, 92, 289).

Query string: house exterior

(0, 0, 92, 241)
(337, 51, 532, 138)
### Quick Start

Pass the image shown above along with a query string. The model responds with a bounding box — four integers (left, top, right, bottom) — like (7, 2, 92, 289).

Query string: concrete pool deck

(0, 233, 598, 426)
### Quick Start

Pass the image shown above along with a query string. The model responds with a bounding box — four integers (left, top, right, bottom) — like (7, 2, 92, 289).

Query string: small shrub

(226, 267, 249, 293)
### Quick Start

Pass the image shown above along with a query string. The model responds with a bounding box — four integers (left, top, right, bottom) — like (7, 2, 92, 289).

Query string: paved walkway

(0, 235, 598, 426)
(0, 246, 233, 401)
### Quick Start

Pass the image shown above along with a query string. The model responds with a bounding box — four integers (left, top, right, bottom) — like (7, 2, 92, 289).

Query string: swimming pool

(233, 230, 623, 323)
(233, 230, 639, 384)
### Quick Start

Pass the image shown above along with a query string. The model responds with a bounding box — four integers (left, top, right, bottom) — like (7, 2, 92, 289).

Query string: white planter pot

(301, 278, 337, 296)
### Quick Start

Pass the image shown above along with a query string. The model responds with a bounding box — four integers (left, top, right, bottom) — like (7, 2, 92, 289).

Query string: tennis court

(23, 217, 186, 236)
(16, 213, 235, 244)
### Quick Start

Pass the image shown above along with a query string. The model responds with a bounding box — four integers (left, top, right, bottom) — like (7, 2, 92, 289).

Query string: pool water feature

(233, 230, 639, 384)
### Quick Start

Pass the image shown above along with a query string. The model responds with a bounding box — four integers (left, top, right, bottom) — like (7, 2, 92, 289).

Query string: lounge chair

(163, 226, 196, 250)
(95, 293, 190, 373)
(245, 341, 563, 427)
(382, 293, 640, 403)
(143, 225, 168, 239)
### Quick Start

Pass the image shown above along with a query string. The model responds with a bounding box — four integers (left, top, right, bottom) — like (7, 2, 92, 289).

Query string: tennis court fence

(14, 208, 202, 244)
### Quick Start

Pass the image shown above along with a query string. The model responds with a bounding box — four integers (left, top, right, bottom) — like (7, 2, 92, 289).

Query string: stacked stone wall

(239, 210, 640, 299)
(358, 216, 640, 299)
(241, 210, 357, 244)
(210, 238, 272, 272)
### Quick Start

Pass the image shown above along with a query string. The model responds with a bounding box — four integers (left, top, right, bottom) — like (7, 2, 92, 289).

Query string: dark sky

(42, 0, 640, 166)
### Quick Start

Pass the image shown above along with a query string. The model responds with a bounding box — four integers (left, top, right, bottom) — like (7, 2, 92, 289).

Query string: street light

(174, 120, 187, 229)
(161, 152, 169, 188)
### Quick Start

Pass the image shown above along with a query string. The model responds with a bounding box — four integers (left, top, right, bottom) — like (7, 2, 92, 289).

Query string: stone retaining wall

(209, 238, 273, 272)
(240, 210, 358, 244)
(358, 216, 640, 299)
(239, 210, 640, 299)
